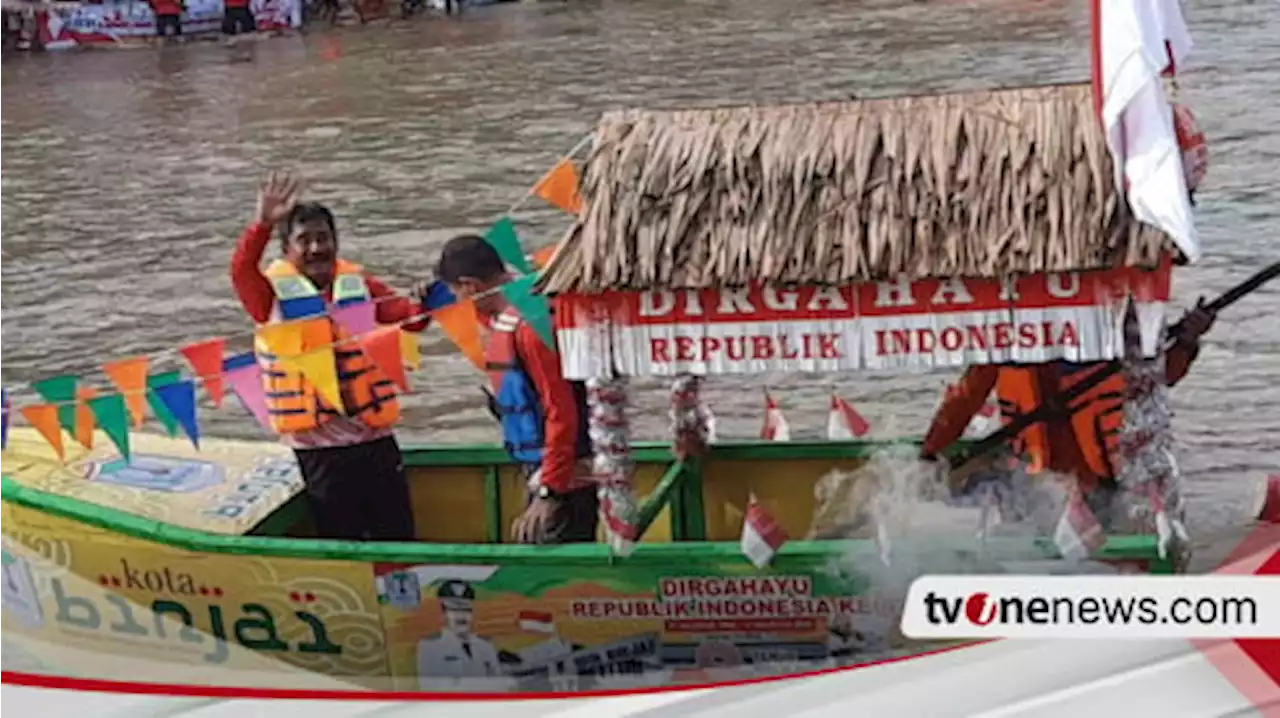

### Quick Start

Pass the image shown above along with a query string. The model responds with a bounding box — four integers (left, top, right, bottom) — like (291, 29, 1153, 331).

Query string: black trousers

(221, 5, 255, 34)
(520, 465, 599, 544)
(155, 13, 181, 36)
(294, 435, 416, 541)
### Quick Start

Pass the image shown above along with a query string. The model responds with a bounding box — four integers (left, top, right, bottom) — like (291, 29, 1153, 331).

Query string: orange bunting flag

(75, 387, 99, 450)
(278, 348, 345, 416)
(400, 330, 422, 372)
(533, 159, 584, 215)
(256, 321, 305, 358)
(432, 300, 485, 370)
(179, 338, 227, 408)
(530, 244, 558, 270)
(102, 356, 150, 428)
(22, 404, 64, 461)
(359, 326, 409, 392)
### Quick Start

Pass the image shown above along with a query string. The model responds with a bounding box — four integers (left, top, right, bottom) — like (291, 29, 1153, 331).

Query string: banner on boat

(553, 263, 1172, 380)
(371, 556, 921, 692)
(36, 0, 298, 49)
(1, 427, 303, 536)
(1, 502, 388, 686)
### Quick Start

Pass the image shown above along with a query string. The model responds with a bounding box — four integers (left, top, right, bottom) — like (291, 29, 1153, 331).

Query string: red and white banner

(554, 263, 1173, 380)
(35, 0, 297, 50)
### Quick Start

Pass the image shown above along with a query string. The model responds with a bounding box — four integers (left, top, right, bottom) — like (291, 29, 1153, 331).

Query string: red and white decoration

(35, 0, 297, 50)
(1096, 0, 1200, 261)
(740, 495, 787, 569)
(964, 399, 1001, 439)
(554, 263, 1173, 379)
(518, 611, 556, 635)
(827, 394, 871, 439)
(1054, 490, 1107, 562)
(760, 392, 790, 441)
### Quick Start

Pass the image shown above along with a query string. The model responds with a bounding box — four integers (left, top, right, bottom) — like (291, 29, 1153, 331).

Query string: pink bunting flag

(222, 353, 271, 432)
(332, 301, 378, 338)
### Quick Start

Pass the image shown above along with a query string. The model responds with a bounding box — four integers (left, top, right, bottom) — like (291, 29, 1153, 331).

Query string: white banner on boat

(554, 262, 1172, 380)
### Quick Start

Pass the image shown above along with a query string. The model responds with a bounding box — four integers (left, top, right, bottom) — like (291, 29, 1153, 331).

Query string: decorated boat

(5, 0, 1272, 695)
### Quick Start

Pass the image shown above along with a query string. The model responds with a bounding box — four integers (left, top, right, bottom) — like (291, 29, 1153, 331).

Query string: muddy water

(2, 0, 1277, 534)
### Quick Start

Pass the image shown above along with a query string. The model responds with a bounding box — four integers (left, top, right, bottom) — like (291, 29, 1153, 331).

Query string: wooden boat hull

(1, 430, 1171, 691)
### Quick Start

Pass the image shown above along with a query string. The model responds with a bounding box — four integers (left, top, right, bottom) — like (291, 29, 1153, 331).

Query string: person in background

(149, 0, 184, 42)
(222, 0, 255, 36)
(230, 171, 429, 541)
(920, 302, 1216, 512)
(434, 234, 597, 545)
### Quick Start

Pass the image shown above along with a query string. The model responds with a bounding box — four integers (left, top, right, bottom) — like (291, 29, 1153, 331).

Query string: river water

(2, 0, 1277, 534)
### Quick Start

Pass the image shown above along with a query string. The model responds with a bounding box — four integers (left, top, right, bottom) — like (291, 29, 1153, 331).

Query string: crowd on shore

(1, 0, 482, 52)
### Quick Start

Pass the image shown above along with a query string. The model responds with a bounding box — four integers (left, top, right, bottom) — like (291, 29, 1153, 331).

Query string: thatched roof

(538, 83, 1175, 295)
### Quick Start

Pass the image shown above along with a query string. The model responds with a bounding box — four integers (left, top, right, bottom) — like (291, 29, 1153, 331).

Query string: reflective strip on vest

(333, 272, 371, 307)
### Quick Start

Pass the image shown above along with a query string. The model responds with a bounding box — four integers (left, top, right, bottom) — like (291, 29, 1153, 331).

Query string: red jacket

(229, 222, 430, 330)
(504, 317, 582, 493)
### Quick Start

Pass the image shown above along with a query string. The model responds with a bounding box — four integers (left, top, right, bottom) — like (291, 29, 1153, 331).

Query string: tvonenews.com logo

(900, 576, 1280, 639)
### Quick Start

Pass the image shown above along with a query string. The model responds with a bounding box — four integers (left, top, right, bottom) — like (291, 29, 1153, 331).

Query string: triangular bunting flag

(102, 356, 149, 428)
(1, 389, 9, 450)
(432, 300, 485, 369)
(484, 218, 533, 275)
(255, 321, 305, 358)
(358, 326, 409, 392)
(278, 348, 345, 415)
(421, 281, 457, 313)
(530, 244, 558, 270)
(146, 371, 184, 437)
(761, 391, 790, 441)
(179, 338, 226, 408)
(533, 159, 584, 215)
(741, 494, 787, 568)
(332, 301, 377, 339)
(31, 375, 77, 436)
(21, 404, 64, 461)
(88, 394, 131, 460)
(827, 394, 871, 439)
(74, 387, 98, 450)
(500, 274, 555, 348)
(155, 380, 200, 449)
(400, 330, 422, 371)
(223, 353, 271, 431)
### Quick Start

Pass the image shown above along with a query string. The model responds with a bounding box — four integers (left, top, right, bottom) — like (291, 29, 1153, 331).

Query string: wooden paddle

(942, 260, 1280, 491)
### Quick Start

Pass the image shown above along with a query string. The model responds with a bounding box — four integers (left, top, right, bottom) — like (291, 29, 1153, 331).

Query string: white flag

(760, 392, 790, 441)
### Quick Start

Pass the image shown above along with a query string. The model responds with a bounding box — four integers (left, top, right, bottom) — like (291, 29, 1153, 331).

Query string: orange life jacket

(994, 362, 1126, 484)
(255, 258, 400, 435)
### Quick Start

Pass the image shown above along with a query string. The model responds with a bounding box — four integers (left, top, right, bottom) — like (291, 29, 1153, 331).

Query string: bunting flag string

(1, 141, 592, 460)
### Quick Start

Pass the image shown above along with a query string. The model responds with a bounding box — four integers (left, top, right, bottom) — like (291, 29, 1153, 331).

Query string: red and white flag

(741, 495, 788, 568)
(1097, 0, 1199, 261)
(1054, 490, 1106, 562)
(760, 392, 790, 441)
(827, 394, 871, 439)
(518, 610, 556, 635)
(964, 400, 1000, 438)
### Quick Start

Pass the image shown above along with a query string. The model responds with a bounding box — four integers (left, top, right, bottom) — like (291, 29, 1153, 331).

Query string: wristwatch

(536, 484, 557, 500)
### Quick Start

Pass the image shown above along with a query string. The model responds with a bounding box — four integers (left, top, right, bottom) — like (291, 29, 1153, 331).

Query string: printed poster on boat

(553, 261, 1173, 379)
(372, 556, 919, 692)
(0, 428, 303, 536)
(0, 502, 387, 687)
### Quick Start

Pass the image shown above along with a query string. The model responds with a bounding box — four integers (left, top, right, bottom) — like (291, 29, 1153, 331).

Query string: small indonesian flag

(827, 394, 871, 439)
(760, 391, 790, 441)
(519, 610, 556, 634)
(964, 400, 1000, 438)
(1053, 490, 1106, 562)
(741, 495, 787, 569)
(1150, 485, 1189, 560)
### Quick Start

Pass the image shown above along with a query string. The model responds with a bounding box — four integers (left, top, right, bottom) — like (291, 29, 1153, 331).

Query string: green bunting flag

(485, 218, 533, 275)
(32, 375, 78, 436)
(501, 274, 555, 348)
(146, 371, 184, 438)
(88, 394, 131, 460)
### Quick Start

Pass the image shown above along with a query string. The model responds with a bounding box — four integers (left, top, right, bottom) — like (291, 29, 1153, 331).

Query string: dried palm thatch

(538, 83, 1175, 295)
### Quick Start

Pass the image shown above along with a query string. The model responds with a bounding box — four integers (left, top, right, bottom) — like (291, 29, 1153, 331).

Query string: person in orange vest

(921, 302, 1216, 508)
(230, 172, 430, 540)
(434, 234, 597, 545)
